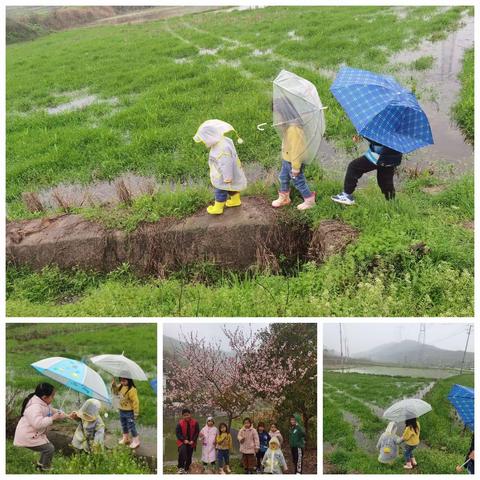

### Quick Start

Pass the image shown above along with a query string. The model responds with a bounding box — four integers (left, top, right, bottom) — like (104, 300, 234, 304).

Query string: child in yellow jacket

(112, 377, 140, 449)
(402, 418, 420, 470)
(272, 98, 316, 211)
(215, 422, 233, 474)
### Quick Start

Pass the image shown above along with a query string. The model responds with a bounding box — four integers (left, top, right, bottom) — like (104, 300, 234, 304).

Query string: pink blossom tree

(164, 326, 309, 431)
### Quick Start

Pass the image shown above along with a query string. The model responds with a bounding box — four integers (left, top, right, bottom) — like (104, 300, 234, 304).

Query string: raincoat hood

(385, 421, 397, 435)
(193, 119, 243, 147)
(77, 398, 102, 422)
(293, 413, 303, 426)
(269, 436, 280, 448)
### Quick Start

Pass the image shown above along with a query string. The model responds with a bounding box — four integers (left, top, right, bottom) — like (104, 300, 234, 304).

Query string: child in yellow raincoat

(272, 98, 316, 210)
(194, 119, 247, 215)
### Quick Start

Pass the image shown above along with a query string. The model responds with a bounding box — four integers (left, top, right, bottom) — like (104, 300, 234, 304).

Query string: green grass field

(6, 6, 474, 317)
(323, 372, 474, 474)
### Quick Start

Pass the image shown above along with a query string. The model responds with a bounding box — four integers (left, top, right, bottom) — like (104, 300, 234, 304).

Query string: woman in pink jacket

(13, 383, 67, 471)
(237, 417, 260, 474)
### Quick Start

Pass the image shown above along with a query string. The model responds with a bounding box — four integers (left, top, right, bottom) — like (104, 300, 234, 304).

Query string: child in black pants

(332, 136, 402, 205)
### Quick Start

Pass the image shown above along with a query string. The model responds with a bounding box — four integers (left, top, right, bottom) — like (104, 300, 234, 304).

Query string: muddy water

(321, 13, 474, 180)
(389, 14, 474, 176)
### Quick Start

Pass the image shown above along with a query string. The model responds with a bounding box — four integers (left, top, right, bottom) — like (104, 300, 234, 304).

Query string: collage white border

(1, 0, 478, 477)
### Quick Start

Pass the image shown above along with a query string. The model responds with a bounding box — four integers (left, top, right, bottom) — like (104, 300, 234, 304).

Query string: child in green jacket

(289, 414, 306, 474)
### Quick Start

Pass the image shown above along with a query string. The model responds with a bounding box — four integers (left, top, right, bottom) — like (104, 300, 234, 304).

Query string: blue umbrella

(448, 384, 474, 431)
(32, 356, 111, 404)
(150, 378, 157, 395)
(330, 66, 434, 154)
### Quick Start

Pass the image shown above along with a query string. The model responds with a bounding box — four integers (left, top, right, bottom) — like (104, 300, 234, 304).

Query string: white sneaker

(331, 192, 355, 206)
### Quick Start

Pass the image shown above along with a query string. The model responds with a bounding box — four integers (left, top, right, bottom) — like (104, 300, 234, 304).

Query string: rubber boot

(224, 465, 232, 474)
(272, 191, 291, 208)
(118, 433, 130, 445)
(404, 461, 413, 470)
(297, 192, 316, 210)
(129, 435, 140, 449)
(411, 457, 417, 467)
(226, 192, 241, 207)
(207, 201, 226, 215)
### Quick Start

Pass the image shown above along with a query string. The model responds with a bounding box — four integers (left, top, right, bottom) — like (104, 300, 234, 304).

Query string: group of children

(376, 418, 420, 469)
(13, 378, 141, 471)
(194, 104, 402, 215)
(175, 409, 306, 474)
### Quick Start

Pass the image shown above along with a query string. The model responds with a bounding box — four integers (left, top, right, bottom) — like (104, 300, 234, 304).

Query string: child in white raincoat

(199, 416, 219, 473)
(262, 436, 288, 474)
(194, 119, 247, 215)
(70, 399, 105, 453)
(376, 421, 401, 465)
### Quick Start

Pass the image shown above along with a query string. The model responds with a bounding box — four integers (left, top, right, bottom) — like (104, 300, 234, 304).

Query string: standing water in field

(321, 13, 474, 180)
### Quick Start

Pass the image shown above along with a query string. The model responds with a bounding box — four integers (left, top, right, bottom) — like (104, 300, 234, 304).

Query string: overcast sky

(323, 323, 474, 354)
(163, 322, 269, 351)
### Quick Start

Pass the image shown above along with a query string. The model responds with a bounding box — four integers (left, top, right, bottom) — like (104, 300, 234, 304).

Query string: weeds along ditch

(6, 175, 474, 317)
(6, 6, 474, 316)
(323, 372, 474, 474)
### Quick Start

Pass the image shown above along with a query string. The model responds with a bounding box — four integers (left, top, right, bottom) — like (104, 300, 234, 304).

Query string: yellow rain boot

(207, 201, 226, 215)
(226, 193, 241, 207)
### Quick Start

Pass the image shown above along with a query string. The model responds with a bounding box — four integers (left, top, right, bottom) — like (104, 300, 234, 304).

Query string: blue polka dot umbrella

(31, 356, 111, 404)
(448, 384, 474, 431)
(330, 66, 434, 154)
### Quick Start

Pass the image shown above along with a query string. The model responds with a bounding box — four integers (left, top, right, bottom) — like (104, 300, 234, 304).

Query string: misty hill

(163, 335, 232, 368)
(353, 340, 473, 367)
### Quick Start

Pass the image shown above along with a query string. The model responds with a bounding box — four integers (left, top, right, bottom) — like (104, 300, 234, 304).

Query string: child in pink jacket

(13, 383, 67, 471)
(237, 417, 260, 474)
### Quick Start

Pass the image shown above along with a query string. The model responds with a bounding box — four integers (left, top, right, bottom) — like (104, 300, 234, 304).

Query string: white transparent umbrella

(91, 354, 148, 381)
(258, 69, 327, 164)
(383, 399, 432, 422)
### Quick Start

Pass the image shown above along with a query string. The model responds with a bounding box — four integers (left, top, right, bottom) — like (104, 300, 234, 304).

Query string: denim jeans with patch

(120, 410, 138, 437)
(278, 160, 312, 198)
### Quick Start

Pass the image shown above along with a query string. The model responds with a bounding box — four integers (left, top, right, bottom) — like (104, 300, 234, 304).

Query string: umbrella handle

(257, 123, 267, 131)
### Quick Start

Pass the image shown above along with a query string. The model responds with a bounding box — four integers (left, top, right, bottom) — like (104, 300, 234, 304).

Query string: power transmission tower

(417, 324, 426, 344)
(460, 325, 473, 374)
(339, 324, 344, 372)
(417, 324, 426, 364)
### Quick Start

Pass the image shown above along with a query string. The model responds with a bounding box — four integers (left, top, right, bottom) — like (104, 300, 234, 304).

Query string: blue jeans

(217, 449, 230, 468)
(214, 188, 238, 202)
(279, 160, 312, 198)
(404, 444, 416, 462)
(120, 410, 138, 437)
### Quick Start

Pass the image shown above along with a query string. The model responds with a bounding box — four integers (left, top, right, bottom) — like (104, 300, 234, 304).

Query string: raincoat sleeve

(217, 153, 234, 182)
(278, 432, 284, 444)
(280, 450, 287, 470)
(128, 388, 139, 416)
(228, 433, 233, 451)
(93, 423, 105, 446)
(238, 427, 245, 443)
(24, 404, 54, 431)
(376, 433, 383, 450)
